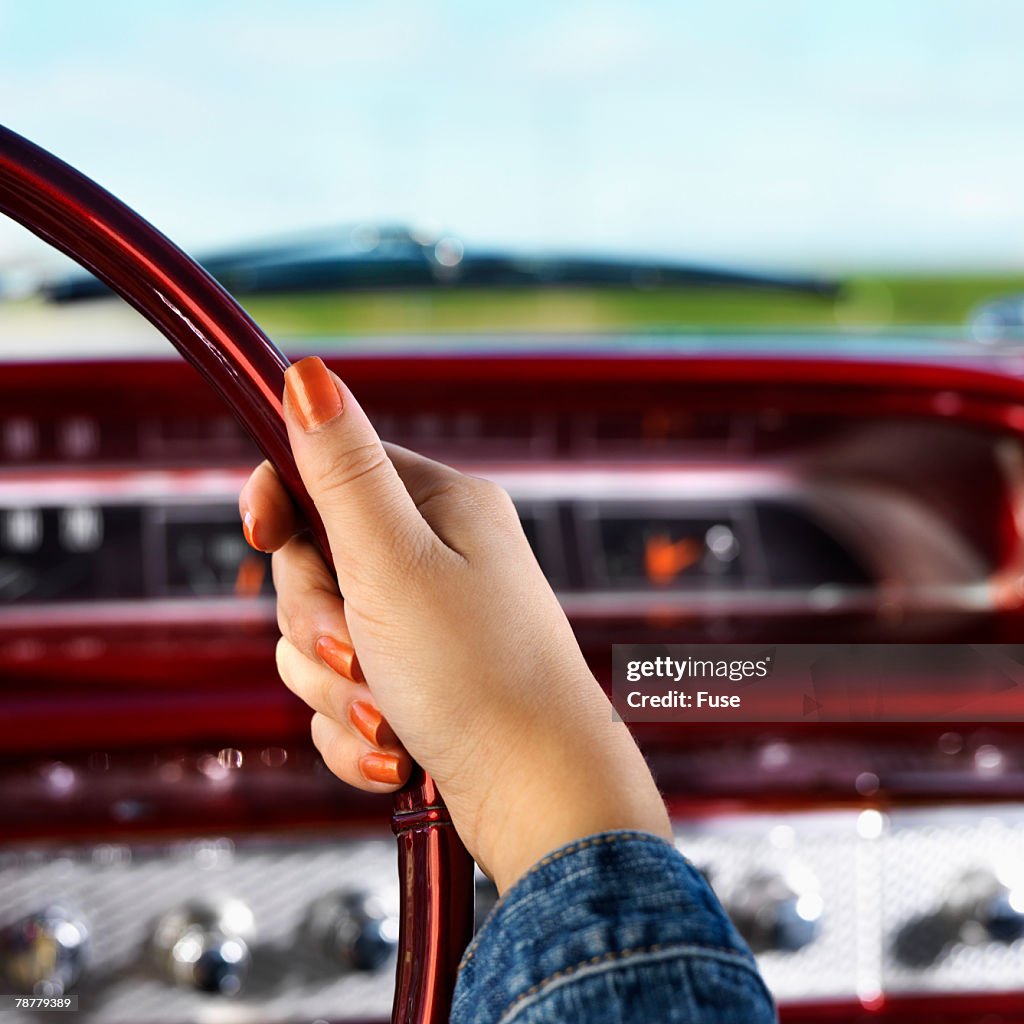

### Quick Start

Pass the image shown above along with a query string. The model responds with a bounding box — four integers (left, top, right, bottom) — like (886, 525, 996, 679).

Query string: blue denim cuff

(451, 830, 776, 1024)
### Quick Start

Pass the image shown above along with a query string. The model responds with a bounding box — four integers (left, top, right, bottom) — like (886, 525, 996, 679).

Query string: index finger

(239, 459, 303, 552)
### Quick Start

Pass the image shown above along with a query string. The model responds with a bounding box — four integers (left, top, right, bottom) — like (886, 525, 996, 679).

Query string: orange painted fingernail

(348, 700, 396, 748)
(316, 635, 364, 682)
(359, 751, 403, 785)
(284, 356, 343, 431)
(241, 510, 263, 551)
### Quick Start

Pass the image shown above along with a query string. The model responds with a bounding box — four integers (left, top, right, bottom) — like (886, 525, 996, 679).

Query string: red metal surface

(0, 124, 474, 1024)
(4, 350, 1024, 408)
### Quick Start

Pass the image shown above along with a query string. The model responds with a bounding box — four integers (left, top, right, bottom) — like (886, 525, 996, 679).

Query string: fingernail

(316, 635, 364, 682)
(348, 700, 396, 748)
(241, 510, 262, 551)
(285, 356, 344, 431)
(359, 751, 403, 785)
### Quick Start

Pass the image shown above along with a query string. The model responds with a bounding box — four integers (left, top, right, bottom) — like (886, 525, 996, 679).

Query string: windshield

(2, 1, 1022, 337)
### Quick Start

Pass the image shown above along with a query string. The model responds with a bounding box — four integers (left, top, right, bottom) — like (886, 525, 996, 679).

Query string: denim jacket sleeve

(451, 830, 777, 1024)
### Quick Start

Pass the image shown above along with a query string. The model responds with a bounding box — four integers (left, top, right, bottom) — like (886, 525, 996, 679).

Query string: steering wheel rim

(0, 123, 474, 1024)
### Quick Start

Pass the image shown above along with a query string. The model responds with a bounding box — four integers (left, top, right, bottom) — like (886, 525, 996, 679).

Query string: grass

(240, 274, 1024, 338)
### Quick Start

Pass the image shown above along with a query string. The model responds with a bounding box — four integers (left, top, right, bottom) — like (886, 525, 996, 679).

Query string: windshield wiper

(43, 225, 840, 302)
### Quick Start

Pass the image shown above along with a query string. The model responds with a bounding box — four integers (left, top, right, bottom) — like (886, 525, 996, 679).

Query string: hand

(239, 356, 671, 892)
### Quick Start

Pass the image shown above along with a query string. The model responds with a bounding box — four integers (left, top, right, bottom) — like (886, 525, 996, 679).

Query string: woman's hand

(239, 356, 671, 893)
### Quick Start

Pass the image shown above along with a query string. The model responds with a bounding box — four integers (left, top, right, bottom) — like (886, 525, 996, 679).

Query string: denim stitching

(495, 943, 768, 1024)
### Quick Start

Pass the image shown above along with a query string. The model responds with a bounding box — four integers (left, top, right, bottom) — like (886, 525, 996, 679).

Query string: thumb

(282, 356, 434, 595)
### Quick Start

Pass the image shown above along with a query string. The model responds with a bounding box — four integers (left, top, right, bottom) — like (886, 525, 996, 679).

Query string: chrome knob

(306, 889, 398, 972)
(965, 869, 1024, 943)
(729, 872, 823, 954)
(152, 900, 253, 995)
(894, 868, 1024, 967)
(0, 906, 89, 995)
(981, 881, 1024, 943)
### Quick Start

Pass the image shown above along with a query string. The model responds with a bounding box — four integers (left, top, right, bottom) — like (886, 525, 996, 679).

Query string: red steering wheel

(0, 124, 474, 1024)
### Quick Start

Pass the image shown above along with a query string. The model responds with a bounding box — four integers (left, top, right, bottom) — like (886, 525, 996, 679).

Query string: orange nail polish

(316, 635, 364, 682)
(348, 700, 396, 748)
(284, 356, 343, 431)
(359, 751, 403, 785)
(242, 510, 261, 550)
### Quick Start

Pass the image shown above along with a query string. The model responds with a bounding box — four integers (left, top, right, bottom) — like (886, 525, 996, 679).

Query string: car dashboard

(4, 328, 1024, 1023)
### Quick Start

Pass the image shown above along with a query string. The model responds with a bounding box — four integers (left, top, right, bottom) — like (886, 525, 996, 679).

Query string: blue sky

(2, 0, 1023, 273)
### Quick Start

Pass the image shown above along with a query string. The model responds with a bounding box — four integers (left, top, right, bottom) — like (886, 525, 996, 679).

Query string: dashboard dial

(0, 504, 271, 604)
(596, 513, 746, 589)
(163, 512, 271, 598)
(0, 506, 141, 604)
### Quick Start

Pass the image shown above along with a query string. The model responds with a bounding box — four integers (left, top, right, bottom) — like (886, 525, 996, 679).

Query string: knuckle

(314, 722, 349, 779)
(443, 475, 511, 513)
(272, 541, 331, 651)
(278, 591, 312, 649)
(274, 636, 292, 680)
(310, 713, 331, 757)
(317, 441, 390, 498)
(274, 584, 306, 648)
(466, 476, 517, 520)
(486, 479, 515, 510)
(270, 548, 297, 625)
(314, 668, 344, 718)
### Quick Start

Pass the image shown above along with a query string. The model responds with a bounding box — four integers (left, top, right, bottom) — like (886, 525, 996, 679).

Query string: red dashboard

(4, 340, 1024, 1022)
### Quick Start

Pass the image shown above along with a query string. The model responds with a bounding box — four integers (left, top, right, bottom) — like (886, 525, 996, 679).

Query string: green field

(241, 274, 1024, 337)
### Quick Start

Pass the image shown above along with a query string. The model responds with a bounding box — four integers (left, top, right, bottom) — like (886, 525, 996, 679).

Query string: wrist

(471, 720, 672, 894)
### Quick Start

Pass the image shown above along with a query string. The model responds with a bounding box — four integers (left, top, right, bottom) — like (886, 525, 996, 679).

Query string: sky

(2, 0, 1023, 274)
